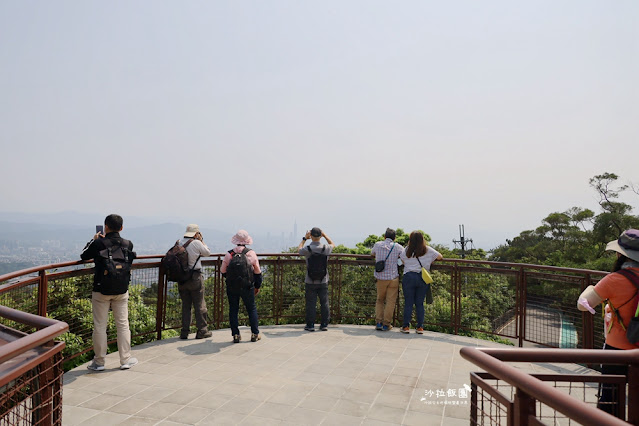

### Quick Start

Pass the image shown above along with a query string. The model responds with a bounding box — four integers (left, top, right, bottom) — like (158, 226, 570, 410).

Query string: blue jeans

(402, 272, 428, 327)
(227, 289, 259, 335)
(305, 284, 330, 327)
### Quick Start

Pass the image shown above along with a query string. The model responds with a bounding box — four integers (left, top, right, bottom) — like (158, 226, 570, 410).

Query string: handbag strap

(416, 256, 424, 269)
(384, 243, 395, 262)
(617, 269, 639, 317)
(182, 238, 201, 272)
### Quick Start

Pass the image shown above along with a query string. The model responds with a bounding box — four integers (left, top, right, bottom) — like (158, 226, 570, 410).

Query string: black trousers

(598, 343, 627, 417)
(305, 284, 329, 326)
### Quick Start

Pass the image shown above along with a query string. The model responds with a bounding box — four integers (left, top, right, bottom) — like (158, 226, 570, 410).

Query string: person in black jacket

(81, 214, 138, 371)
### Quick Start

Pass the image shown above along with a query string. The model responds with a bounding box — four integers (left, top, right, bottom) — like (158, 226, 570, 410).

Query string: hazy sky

(1, 1, 637, 249)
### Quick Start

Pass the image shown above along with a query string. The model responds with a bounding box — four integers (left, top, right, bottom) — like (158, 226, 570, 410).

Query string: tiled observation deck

(62, 325, 590, 426)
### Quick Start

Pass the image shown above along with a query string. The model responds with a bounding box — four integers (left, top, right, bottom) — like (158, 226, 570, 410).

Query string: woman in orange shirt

(578, 229, 639, 415)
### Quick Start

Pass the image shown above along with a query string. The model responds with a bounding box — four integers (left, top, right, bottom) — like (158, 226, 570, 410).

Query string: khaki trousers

(376, 278, 399, 326)
(91, 291, 132, 366)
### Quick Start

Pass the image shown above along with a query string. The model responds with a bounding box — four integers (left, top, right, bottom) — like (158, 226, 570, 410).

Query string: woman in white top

(399, 231, 443, 334)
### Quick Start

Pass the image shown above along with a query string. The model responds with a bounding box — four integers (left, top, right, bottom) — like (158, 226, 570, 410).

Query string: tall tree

(589, 173, 639, 245)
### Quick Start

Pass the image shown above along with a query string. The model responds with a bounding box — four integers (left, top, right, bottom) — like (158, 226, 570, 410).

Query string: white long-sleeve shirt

(178, 238, 211, 270)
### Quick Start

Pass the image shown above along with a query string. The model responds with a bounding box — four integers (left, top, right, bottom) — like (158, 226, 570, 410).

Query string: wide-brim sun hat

(606, 229, 639, 263)
(184, 224, 200, 238)
(231, 229, 253, 245)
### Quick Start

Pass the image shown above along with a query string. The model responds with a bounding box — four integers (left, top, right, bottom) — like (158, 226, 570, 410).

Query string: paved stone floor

(61, 324, 584, 425)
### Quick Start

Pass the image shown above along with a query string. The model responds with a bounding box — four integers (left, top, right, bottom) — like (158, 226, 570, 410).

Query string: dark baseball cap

(310, 227, 322, 237)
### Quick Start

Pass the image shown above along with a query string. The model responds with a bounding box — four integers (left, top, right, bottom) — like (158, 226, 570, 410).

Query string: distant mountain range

(0, 211, 178, 229)
(0, 208, 242, 256)
(0, 220, 232, 248)
(0, 211, 303, 255)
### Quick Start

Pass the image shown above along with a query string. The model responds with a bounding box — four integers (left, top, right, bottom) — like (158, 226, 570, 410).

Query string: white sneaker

(120, 357, 138, 370)
(87, 360, 105, 371)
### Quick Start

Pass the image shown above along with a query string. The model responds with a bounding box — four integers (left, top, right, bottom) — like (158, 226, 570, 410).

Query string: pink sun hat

(231, 229, 253, 245)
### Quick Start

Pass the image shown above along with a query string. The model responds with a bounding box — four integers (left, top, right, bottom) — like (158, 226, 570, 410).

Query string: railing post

(215, 256, 222, 329)
(583, 310, 594, 349)
(271, 258, 276, 326)
(274, 257, 281, 326)
(52, 353, 63, 423)
(336, 259, 342, 322)
(453, 261, 459, 335)
(518, 267, 525, 348)
(470, 381, 478, 425)
(513, 388, 535, 426)
(394, 271, 402, 327)
(583, 273, 594, 349)
(38, 270, 48, 317)
(156, 265, 166, 341)
(33, 357, 56, 424)
(628, 363, 639, 424)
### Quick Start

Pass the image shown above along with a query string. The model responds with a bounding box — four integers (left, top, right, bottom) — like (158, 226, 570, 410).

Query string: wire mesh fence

(0, 281, 39, 335)
(0, 256, 628, 425)
(0, 305, 68, 426)
(0, 256, 609, 367)
(470, 371, 625, 425)
(457, 266, 518, 341)
(470, 374, 511, 425)
(0, 351, 65, 426)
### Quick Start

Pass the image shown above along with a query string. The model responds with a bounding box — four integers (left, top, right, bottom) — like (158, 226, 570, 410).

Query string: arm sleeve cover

(253, 273, 263, 289)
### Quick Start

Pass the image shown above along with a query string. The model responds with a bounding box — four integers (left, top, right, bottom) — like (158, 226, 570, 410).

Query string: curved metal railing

(0, 254, 618, 424)
(0, 305, 68, 425)
(460, 346, 638, 424)
(0, 254, 609, 361)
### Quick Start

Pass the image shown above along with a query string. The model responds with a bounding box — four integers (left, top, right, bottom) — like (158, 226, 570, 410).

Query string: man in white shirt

(178, 224, 212, 339)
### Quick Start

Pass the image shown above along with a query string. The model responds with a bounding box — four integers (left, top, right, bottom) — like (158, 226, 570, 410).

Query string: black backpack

(226, 247, 253, 294)
(97, 239, 135, 295)
(307, 245, 328, 281)
(162, 239, 200, 283)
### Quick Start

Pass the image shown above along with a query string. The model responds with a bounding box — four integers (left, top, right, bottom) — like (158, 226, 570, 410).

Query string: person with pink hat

(577, 229, 639, 415)
(221, 230, 263, 343)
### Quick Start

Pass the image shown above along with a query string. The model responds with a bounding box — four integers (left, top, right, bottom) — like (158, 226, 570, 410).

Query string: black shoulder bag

(375, 243, 395, 273)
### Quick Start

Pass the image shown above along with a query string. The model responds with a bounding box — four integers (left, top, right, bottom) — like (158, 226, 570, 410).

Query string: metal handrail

(460, 346, 634, 425)
(0, 304, 68, 425)
(470, 347, 639, 364)
(0, 253, 610, 345)
(0, 254, 628, 424)
(0, 253, 609, 284)
(0, 305, 69, 365)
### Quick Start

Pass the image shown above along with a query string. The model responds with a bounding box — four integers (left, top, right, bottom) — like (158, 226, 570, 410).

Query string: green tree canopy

(491, 172, 639, 271)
